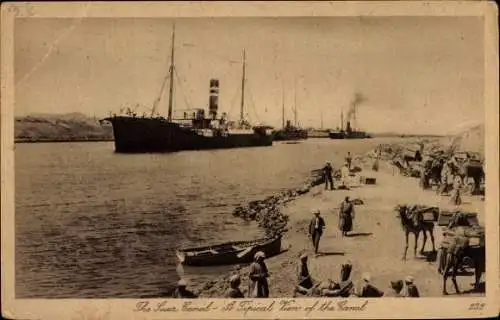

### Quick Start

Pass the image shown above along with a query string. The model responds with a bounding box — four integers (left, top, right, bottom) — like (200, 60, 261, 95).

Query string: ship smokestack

(209, 79, 219, 119)
(346, 121, 352, 133)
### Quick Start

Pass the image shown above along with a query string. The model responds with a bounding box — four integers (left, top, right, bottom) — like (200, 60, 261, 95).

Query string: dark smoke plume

(346, 92, 366, 122)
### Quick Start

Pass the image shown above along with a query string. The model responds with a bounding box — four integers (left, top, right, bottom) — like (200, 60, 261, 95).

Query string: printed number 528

(469, 302, 485, 311)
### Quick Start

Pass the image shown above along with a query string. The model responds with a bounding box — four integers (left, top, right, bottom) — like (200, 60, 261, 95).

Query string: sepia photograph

(2, 1, 499, 319)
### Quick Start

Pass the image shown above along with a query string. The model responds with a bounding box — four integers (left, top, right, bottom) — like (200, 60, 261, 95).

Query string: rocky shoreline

(196, 168, 326, 297)
(232, 174, 324, 238)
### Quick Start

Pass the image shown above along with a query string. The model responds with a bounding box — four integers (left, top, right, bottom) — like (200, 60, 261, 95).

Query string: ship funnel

(346, 121, 352, 133)
(209, 79, 219, 119)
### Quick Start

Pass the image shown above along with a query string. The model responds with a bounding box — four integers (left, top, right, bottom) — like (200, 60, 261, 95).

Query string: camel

(458, 161, 484, 195)
(439, 214, 485, 295)
(395, 205, 437, 260)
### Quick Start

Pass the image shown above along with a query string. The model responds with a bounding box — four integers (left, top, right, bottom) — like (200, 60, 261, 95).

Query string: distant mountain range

(15, 113, 113, 143)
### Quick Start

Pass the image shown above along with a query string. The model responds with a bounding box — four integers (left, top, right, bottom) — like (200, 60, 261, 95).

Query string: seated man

(354, 273, 384, 297)
(400, 276, 420, 297)
(172, 279, 198, 298)
(294, 253, 315, 296)
(384, 280, 404, 297)
(321, 280, 354, 297)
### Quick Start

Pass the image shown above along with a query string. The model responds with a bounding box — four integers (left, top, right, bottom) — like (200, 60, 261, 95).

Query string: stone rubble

(232, 170, 325, 238)
(198, 166, 368, 297)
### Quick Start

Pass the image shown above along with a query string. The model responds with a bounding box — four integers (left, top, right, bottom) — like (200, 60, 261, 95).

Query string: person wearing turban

(248, 251, 269, 298)
(172, 279, 197, 298)
(400, 275, 420, 297)
(225, 274, 244, 298)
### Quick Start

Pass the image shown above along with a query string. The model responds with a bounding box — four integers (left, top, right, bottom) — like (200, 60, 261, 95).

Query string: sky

(14, 17, 485, 134)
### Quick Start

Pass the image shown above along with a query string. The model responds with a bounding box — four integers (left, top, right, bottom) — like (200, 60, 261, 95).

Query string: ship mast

(240, 49, 246, 123)
(281, 82, 285, 128)
(341, 109, 344, 131)
(294, 79, 297, 126)
(151, 24, 176, 118)
(167, 24, 176, 122)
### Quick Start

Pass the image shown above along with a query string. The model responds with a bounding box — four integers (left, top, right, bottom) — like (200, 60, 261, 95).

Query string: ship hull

(273, 129, 308, 141)
(346, 131, 372, 139)
(328, 131, 345, 139)
(105, 116, 273, 153)
(328, 131, 371, 139)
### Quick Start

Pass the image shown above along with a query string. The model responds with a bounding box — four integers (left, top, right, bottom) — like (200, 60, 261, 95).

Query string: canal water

(15, 138, 400, 298)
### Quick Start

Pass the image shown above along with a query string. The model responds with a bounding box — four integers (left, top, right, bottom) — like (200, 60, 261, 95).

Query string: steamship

(273, 84, 308, 141)
(102, 25, 274, 153)
(328, 110, 371, 139)
(274, 120, 308, 141)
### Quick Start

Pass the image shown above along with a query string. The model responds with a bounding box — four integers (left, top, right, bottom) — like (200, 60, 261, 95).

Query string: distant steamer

(328, 120, 371, 139)
(328, 98, 371, 139)
(273, 80, 308, 141)
(102, 25, 273, 153)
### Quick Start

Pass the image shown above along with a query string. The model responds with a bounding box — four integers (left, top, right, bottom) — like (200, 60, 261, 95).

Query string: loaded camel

(438, 213, 485, 295)
(395, 205, 438, 260)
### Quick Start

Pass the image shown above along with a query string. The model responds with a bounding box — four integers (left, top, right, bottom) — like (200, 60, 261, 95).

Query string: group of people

(294, 254, 420, 298)
(323, 152, 353, 191)
(171, 250, 420, 299)
(420, 155, 466, 206)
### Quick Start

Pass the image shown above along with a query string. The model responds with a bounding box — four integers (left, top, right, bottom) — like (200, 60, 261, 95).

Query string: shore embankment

(196, 138, 485, 298)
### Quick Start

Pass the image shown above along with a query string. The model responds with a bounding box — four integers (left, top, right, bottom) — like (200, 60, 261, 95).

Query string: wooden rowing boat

(176, 235, 282, 266)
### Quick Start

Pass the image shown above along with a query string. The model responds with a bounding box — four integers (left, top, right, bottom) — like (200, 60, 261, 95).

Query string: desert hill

(15, 113, 113, 142)
(442, 123, 485, 156)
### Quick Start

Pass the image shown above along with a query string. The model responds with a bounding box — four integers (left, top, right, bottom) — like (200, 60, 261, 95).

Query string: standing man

(439, 161, 451, 195)
(420, 162, 431, 190)
(372, 149, 381, 172)
(248, 252, 270, 298)
(338, 196, 355, 237)
(345, 152, 353, 170)
(341, 163, 351, 189)
(323, 162, 334, 190)
(450, 174, 463, 206)
(309, 210, 326, 254)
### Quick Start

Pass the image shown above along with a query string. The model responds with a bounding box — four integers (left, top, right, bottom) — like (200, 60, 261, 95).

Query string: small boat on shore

(176, 235, 282, 266)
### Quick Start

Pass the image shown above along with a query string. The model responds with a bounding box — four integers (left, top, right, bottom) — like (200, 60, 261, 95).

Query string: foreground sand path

(264, 163, 485, 297)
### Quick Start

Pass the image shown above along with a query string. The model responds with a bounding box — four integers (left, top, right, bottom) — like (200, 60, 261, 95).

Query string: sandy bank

(197, 150, 485, 298)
